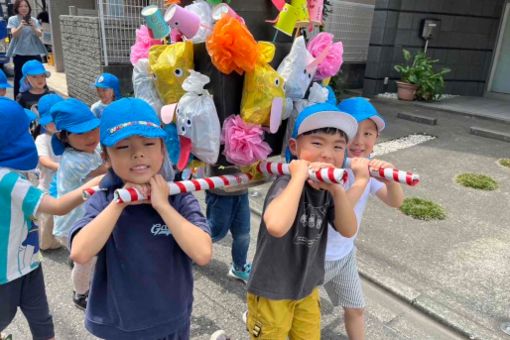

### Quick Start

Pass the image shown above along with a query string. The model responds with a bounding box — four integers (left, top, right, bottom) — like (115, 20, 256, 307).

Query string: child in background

(323, 97, 404, 340)
(34, 94, 64, 251)
(206, 164, 252, 284)
(246, 103, 358, 339)
(90, 72, 122, 118)
(70, 98, 212, 340)
(50, 98, 107, 310)
(15, 60, 52, 110)
(0, 69, 12, 97)
(0, 98, 102, 340)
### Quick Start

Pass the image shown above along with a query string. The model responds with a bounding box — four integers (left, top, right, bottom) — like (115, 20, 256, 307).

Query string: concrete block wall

(60, 15, 102, 105)
(364, 0, 505, 97)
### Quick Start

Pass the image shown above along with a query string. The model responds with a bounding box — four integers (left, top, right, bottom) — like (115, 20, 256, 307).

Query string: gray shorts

(323, 248, 365, 309)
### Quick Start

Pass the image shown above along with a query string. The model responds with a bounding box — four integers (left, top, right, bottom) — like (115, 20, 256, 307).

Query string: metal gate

(97, 0, 164, 66)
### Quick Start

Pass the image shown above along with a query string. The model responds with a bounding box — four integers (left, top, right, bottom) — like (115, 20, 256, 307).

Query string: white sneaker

(210, 329, 230, 340)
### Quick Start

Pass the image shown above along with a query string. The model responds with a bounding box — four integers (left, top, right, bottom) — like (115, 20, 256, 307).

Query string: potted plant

(394, 49, 450, 101)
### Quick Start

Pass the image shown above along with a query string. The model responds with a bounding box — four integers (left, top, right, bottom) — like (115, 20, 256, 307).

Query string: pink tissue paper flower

(221, 115, 272, 166)
(130, 25, 163, 66)
(307, 32, 343, 80)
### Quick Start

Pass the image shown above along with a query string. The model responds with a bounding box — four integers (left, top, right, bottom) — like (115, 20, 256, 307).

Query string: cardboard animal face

(149, 41, 194, 105)
(240, 42, 286, 130)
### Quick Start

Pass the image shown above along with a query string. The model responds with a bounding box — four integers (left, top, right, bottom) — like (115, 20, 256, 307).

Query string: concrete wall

(60, 15, 134, 103)
(363, 0, 505, 97)
(60, 15, 102, 104)
(49, 0, 95, 72)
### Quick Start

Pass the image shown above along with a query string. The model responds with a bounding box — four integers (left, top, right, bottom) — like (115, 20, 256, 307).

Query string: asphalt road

(4, 193, 464, 339)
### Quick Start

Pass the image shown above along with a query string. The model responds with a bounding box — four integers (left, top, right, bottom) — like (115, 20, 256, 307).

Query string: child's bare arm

(370, 159, 404, 208)
(346, 157, 370, 206)
(330, 186, 357, 237)
(307, 162, 357, 238)
(87, 163, 109, 179)
(37, 175, 103, 216)
(38, 155, 59, 171)
(150, 175, 212, 266)
(263, 160, 309, 238)
(70, 200, 125, 264)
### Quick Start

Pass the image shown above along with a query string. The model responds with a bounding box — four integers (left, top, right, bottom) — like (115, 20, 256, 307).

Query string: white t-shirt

(35, 133, 60, 192)
(325, 169, 384, 262)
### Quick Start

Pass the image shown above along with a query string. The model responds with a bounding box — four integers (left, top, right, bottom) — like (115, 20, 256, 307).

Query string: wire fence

(96, 0, 374, 65)
(97, 0, 164, 65)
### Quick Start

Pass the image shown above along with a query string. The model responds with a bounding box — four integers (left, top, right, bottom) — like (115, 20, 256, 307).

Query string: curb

(371, 96, 510, 126)
(248, 199, 500, 340)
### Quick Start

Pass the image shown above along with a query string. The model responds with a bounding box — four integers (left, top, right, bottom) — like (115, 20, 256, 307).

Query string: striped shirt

(0, 168, 44, 284)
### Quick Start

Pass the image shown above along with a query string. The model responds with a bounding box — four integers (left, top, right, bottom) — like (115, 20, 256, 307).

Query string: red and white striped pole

(257, 161, 348, 184)
(345, 158, 420, 186)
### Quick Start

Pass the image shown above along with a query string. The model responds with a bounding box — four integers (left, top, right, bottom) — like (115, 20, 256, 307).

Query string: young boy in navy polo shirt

(69, 98, 212, 340)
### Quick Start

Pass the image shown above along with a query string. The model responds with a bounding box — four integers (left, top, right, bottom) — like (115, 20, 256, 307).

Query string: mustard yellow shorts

(246, 288, 321, 340)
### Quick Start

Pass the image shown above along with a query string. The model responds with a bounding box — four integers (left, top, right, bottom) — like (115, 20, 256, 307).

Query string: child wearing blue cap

(34, 94, 64, 251)
(90, 72, 122, 118)
(15, 60, 52, 111)
(69, 98, 212, 340)
(0, 69, 12, 97)
(0, 98, 102, 340)
(246, 103, 358, 339)
(50, 98, 107, 310)
(323, 97, 404, 340)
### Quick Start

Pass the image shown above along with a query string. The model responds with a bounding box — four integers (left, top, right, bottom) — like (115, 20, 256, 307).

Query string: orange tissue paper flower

(206, 16, 258, 75)
(165, 0, 181, 6)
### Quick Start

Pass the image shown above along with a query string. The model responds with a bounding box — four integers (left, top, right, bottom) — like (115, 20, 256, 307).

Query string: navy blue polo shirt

(70, 171, 210, 340)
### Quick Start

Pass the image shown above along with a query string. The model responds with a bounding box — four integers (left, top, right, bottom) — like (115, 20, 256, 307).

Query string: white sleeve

(369, 178, 385, 195)
(35, 135, 50, 158)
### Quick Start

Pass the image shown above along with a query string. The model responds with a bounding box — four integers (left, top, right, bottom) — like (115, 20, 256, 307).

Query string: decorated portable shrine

(123, 0, 421, 193)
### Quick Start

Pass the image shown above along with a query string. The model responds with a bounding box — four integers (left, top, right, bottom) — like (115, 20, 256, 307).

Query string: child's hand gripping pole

(257, 161, 348, 184)
(345, 158, 420, 186)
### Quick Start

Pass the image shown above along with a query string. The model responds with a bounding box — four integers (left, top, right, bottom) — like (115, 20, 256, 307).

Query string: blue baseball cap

(38, 94, 64, 126)
(100, 97, 167, 147)
(337, 97, 385, 132)
(20, 60, 50, 93)
(50, 98, 100, 155)
(93, 73, 122, 100)
(0, 98, 39, 170)
(0, 69, 12, 89)
(286, 103, 358, 161)
(22, 60, 51, 77)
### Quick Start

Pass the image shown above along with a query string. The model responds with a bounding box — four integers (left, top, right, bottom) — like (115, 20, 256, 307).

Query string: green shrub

(456, 173, 498, 191)
(399, 197, 446, 220)
(498, 158, 510, 168)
